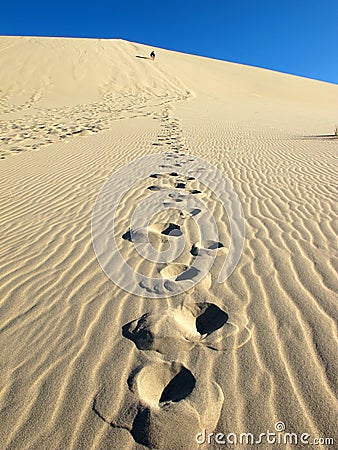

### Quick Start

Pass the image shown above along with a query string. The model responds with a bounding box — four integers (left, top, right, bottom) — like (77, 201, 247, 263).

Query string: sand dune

(0, 36, 337, 449)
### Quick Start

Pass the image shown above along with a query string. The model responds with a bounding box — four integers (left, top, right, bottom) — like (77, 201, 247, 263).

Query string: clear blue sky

(2, 0, 337, 84)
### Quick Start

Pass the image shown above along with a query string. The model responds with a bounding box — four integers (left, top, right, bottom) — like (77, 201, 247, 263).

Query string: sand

(0, 36, 337, 450)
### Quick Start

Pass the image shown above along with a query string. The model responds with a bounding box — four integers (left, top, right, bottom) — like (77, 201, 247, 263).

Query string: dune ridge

(0, 36, 337, 449)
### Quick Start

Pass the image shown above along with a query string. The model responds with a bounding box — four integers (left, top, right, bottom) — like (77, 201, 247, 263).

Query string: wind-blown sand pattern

(0, 36, 337, 449)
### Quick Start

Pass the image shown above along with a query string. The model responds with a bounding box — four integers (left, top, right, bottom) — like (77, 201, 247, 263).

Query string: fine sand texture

(0, 36, 337, 449)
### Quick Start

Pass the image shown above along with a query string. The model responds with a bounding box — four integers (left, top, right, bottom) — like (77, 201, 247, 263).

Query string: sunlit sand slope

(0, 36, 337, 450)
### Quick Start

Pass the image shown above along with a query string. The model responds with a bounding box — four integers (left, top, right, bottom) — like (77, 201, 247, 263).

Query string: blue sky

(2, 0, 337, 84)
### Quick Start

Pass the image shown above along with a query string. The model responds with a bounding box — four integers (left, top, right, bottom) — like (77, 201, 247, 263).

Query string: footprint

(175, 267, 200, 281)
(159, 223, 182, 236)
(94, 361, 224, 450)
(179, 208, 202, 219)
(159, 263, 188, 279)
(191, 241, 225, 256)
(136, 363, 196, 406)
(122, 302, 241, 354)
(168, 192, 186, 200)
(207, 241, 224, 250)
(190, 208, 201, 217)
(122, 222, 183, 246)
(147, 185, 162, 191)
(163, 199, 183, 206)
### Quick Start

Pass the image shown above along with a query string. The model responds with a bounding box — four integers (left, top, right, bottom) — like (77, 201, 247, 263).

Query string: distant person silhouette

(150, 51, 155, 60)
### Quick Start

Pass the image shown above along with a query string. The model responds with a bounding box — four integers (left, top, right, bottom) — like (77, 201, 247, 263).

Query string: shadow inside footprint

(131, 408, 151, 446)
(175, 267, 200, 281)
(161, 223, 182, 236)
(190, 244, 199, 256)
(159, 367, 196, 403)
(122, 229, 132, 242)
(190, 241, 224, 255)
(122, 314, 153, 350)
(190, 208, 201, 217)
(175, 182, 186, 189)
(196, 304, 228, 335)
(208, 241, 224, 250)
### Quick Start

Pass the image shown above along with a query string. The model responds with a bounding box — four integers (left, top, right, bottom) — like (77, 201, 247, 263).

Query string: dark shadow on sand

(136, 55, 151, 60)
(295, 134, 338, 141)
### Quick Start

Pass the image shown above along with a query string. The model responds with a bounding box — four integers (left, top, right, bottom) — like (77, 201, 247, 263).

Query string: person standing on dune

(150, 51, 155, 60)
